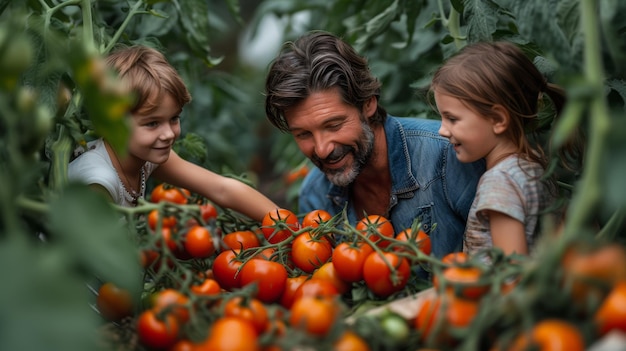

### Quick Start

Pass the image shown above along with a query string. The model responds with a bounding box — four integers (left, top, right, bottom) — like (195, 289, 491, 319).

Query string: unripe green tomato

(16, 86, 37, 114)
(0, 34, 34, 89)
(380, 312, 410, 343)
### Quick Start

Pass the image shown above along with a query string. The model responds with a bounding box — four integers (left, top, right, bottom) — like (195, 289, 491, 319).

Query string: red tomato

(312, 261, 351, 294)
(261, 208, 299, 244)
(301, 209, 333, 228)
(199, 202, 218, 222)
(332, 242, 374, 283)
(222, 230, 261, 251)
(442, 252, 469, 265)
(184, 225, 215, 258)
(414, 294, 478, 342)
(239, 259, 288, 303)
(137, 309, 180, 349)
(594, 280, 626, 336)
(212, 250, 244, 291)
(289, 296, 338, 336)
(433, 266, 489, 300)
(396, 228, 432, 256)
(150, 183, 190, 204)
(223, 296, 269, 335)
(152, 289, 190, 323)
(291, 232, 333, 273)
(356, 215, 394, 248)
(190, 278, 221, 297)
(197, 317, 260, 351)
(280, 275, 308, 309)
(293, 278, 340, 302)
(96, 282, 133, 321)
(363, 251, 410, 297)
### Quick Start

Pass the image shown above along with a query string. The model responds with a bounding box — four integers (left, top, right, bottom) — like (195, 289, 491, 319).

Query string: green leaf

(48, 183, 142, 295)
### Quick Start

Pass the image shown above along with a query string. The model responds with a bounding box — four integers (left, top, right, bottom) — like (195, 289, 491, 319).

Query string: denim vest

(298, 116, 485, 258)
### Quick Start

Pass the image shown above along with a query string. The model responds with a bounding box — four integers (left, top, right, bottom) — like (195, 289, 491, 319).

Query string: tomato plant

(223, 296, 269, 335)
(212, 250, 244, 291)
(261, 208, 300, 244)
(332, 242, 374, 283)
(291, 231, 332, 273)
(356, 215, 395, 248)
(221, 230, 261, 251)
(239, 259, 288, 303)
(96, 282, 133, 321)
(363, 251, 410, 297)
(183, 225, 215, 259)
(136, 309, 180, 350)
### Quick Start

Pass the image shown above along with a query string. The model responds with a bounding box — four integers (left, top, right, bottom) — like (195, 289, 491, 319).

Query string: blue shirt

(299, 116, 485, 258)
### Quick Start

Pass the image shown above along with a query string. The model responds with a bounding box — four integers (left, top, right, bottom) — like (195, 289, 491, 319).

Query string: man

(264, 31, 485, 258)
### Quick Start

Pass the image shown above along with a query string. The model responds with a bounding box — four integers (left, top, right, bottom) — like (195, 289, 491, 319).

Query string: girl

(68, 45, 278, 222)
(431, 41, 569, 256)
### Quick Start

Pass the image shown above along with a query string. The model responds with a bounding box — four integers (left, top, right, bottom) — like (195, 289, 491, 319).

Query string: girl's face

(435, 91, 508, 168)
(127, 93, 181, 165)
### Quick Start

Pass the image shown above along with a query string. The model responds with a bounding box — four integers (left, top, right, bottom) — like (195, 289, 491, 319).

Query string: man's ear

(363, 96, 378, 118)
(491, 104, 510, 135)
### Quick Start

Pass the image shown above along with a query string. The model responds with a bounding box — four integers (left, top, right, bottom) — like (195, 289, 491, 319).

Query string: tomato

(150, 183, 190, 204)
(137, 309, 180, 349)
(363, 251, 410, 297)
(96, 282, 133, 321)
(333, 330, 371, 351)
(261, 208, 300, 244)
(141, 249, 160, 269)
(196, 317, 260, 351)
(395, 228, 432, 256)
(253, 247, 276, 260)
(223, 296, 269, 335)
(594, 280, 626, 336)
(190, 278, 221, 296)
(147, 209, 177, 230)
(199, 202, 218, 222)
(222, 230, 261, 251)
(291, 232, 333, 273)
(212, 250, 244, 291)
(301, 209, 333, 228)
(183, 225, 215, 258)
(170, 339, 195, 351)
(432, 266, 489, 300)
(293, 278, 340, 302)
(356, 215, 394, 248)
(415, 294, 478, 343)
(441, 252, 469, 265)
(289, 296, 338, 336)
(312, 261, 351, 294)
(280, 275, 308, 309)
(239, 259, 288, 303)
(285, 165, 309, 185)
(332, 242, 374, 283)
(561, 242, 626, 302)
(380, 312, 410, 343)
(507, 319, 585, 351)
(152, 289, 190, 323)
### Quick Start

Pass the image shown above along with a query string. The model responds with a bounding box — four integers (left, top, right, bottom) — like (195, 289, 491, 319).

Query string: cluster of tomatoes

(97, 184, 433, 351)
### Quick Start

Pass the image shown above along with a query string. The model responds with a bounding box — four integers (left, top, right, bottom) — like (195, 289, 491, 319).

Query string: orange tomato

(312, 261, 351, 294)
(222, 230, 261, 251)
(506, 319, 585, 351)
(291, 231, 333, 273)
(289, 296, 338, 336)
(152, 289, 190, 323)
(184, 225, 215, 258)
(147, 209, 177, 230)
(196, 317, 260, 351)
(280, 275, 308, 309)
(415, 294, 478, 343)
(441, 252, 469, 265)
(433, 266, 489, 300)
(223, 296, 269, 335)
(96, 282, 133, 321)
(293, 278, 340, 302)
(333, 330, 371, 351)
(301, 209, 333, 228)
(190, 278, 221, 297)
(594, 280, 626, 336)
(150, 183, 190, 204)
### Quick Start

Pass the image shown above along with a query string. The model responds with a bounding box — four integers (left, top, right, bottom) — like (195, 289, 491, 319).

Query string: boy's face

(127, 93, 182, 165)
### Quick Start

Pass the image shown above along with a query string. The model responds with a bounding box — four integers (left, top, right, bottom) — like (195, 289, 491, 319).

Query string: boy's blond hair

(105, 45, 191, 114)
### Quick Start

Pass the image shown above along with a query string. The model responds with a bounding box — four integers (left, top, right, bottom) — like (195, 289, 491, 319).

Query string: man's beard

(311, 121, 375, 187)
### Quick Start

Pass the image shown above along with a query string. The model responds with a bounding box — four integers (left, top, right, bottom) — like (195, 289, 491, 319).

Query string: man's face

(284, 88, 375, 186)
